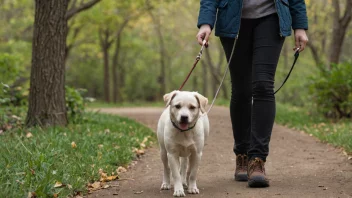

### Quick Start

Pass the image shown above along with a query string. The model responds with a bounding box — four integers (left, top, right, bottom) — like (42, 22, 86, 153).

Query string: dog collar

(170, 119, 197, 133)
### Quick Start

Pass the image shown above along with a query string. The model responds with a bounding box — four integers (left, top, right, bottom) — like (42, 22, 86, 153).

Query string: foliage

(0, 106, 26, 132)
(65, 86, 88, 124)
(0, 53, 28, 106)
(276, 102, 352, 154)
(0, 108, 156, 198)
(310, 62, 352, 118)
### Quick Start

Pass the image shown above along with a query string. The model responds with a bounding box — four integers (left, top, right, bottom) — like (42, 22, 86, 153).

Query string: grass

(276, 103, 352, 154)
(0, 107, 156, 198)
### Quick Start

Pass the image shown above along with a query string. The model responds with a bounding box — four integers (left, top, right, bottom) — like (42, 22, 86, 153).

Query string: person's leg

(220, 19, 254, 157)
(247, 13, 285, 187)
(220, 19, 255, 181)
(249, 13, 285, 161)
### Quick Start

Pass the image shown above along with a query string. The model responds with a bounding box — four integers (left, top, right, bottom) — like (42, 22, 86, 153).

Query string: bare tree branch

(340, 0, 352, 28)
(66, 0, 101, 20)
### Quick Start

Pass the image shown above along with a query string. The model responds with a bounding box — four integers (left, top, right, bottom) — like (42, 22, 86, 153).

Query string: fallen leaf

(54, 181, 63, 188)
(91, 181, 101, 189)
(30, 169, 35, 175)
(26, 132, 33, 138)
(71, 142, 77, 148)
(103, 184, 110, 189)
(27, 192, 37, 198)
(16, 180, 24, 185)
(116, 166, 127, 173)
(142, 137, 149, 144)
(140, 143, 146, 148)
(137, 149, 145, 155)
(348, 156, 352, 160)
(104, 129, 110, 133)
(12, 115, 21, 120)
(53, 193, 58, 198)
(98, 144, 104, 148)
(67, 184, 72, 189)
(0, 130, 3, 135)
(134, 190, 143, 194)
(101, 175, 118, 182)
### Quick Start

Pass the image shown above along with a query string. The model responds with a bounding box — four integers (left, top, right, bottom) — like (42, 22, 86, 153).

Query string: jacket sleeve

(197, 0, 219, 29)
(288, 0, 308, 30)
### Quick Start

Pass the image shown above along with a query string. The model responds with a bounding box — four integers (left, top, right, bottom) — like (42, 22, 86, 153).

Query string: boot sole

(234, 173, 248, 181)
(248, 176, 269, 187)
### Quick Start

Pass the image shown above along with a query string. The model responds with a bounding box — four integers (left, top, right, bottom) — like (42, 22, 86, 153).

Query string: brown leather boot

(247, 157, 270, 187)
(234, 154, 248, 181)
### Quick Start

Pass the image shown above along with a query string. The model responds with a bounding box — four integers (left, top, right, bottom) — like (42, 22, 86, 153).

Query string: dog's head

(164, 90, 208, 130)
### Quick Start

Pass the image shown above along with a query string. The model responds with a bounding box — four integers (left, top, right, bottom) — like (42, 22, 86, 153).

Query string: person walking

(196, 0, 308, 187)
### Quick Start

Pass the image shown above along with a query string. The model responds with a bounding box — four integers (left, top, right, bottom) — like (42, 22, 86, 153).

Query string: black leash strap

(274, 50, 300, 94)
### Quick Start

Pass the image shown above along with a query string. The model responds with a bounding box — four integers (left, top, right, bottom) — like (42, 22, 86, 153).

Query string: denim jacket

(197, 0, 308, 38)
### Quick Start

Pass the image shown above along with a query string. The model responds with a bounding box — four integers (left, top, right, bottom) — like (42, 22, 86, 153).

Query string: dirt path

(88, 107, 352, 198)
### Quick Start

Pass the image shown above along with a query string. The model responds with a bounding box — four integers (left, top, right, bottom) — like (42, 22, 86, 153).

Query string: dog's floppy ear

(163, 90, 178, 107)
(193, 92, 208, 113)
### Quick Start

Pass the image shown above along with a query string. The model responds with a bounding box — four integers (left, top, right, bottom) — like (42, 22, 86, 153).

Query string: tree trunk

(329, 0, 352, 67)
(112, 34, 121, 103)
(26, 0, 69, 127)
(103, 46, 110, 103)
(99, 28, 113, 103)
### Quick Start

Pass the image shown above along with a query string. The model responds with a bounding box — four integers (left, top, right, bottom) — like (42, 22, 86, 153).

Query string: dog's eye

(189, 105, 196, 110)
(175, 104, 181, 109)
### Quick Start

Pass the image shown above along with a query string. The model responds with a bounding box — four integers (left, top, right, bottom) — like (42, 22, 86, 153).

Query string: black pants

(220, 14, 285, 161)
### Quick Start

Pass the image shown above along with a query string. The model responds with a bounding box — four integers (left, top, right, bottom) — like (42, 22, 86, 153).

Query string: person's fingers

(300, 37, 308, 52)
(196, 33, 204, 46)
(204, 32, 210, 47)
(293, 35, 300, 51)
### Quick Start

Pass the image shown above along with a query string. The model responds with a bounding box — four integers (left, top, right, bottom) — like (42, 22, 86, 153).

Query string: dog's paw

(173, 189, 186, 197)
(160, 183, 171, 190)
(187, 187, 199, 194)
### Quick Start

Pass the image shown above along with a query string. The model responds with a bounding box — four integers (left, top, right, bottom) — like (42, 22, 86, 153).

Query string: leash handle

(178, 41, 207, 91)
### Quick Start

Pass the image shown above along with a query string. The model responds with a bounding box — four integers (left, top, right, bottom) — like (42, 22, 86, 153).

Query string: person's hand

(293, 29, 308, 52)
(196, 24, 212, 47)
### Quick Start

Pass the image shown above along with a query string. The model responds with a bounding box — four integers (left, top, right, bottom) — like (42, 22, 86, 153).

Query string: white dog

(157, 90, 209, 197)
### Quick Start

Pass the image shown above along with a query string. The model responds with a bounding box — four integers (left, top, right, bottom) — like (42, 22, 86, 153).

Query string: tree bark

(112, 19, 130, 103)
(99, 28, 113, 103)
(329, 0, 352, 66)
(112, 34, 121, 103)
(26, 0, 69, 127)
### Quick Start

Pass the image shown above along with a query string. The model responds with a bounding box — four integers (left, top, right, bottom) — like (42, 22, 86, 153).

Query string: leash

(178, 38, 300, 115)
(178, 40, 207, 91)
(274, 49, 300, 94)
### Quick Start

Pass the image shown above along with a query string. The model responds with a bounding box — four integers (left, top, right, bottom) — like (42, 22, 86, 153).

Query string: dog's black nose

(180, 115, 188, 123)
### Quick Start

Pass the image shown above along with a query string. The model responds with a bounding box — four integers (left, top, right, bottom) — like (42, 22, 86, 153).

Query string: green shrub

(65, 86, 89, 123)
(0, 53, 28, 106)
(310, 62, 352, 119)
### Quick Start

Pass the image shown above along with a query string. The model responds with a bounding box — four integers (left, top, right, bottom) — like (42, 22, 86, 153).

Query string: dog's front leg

(160, 149, 171, 190)
(187, 152, 201, 194)
(167, 153, 185, 197)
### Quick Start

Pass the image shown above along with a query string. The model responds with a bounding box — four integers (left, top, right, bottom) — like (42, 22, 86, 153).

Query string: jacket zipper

(273, 0, 283, 37)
